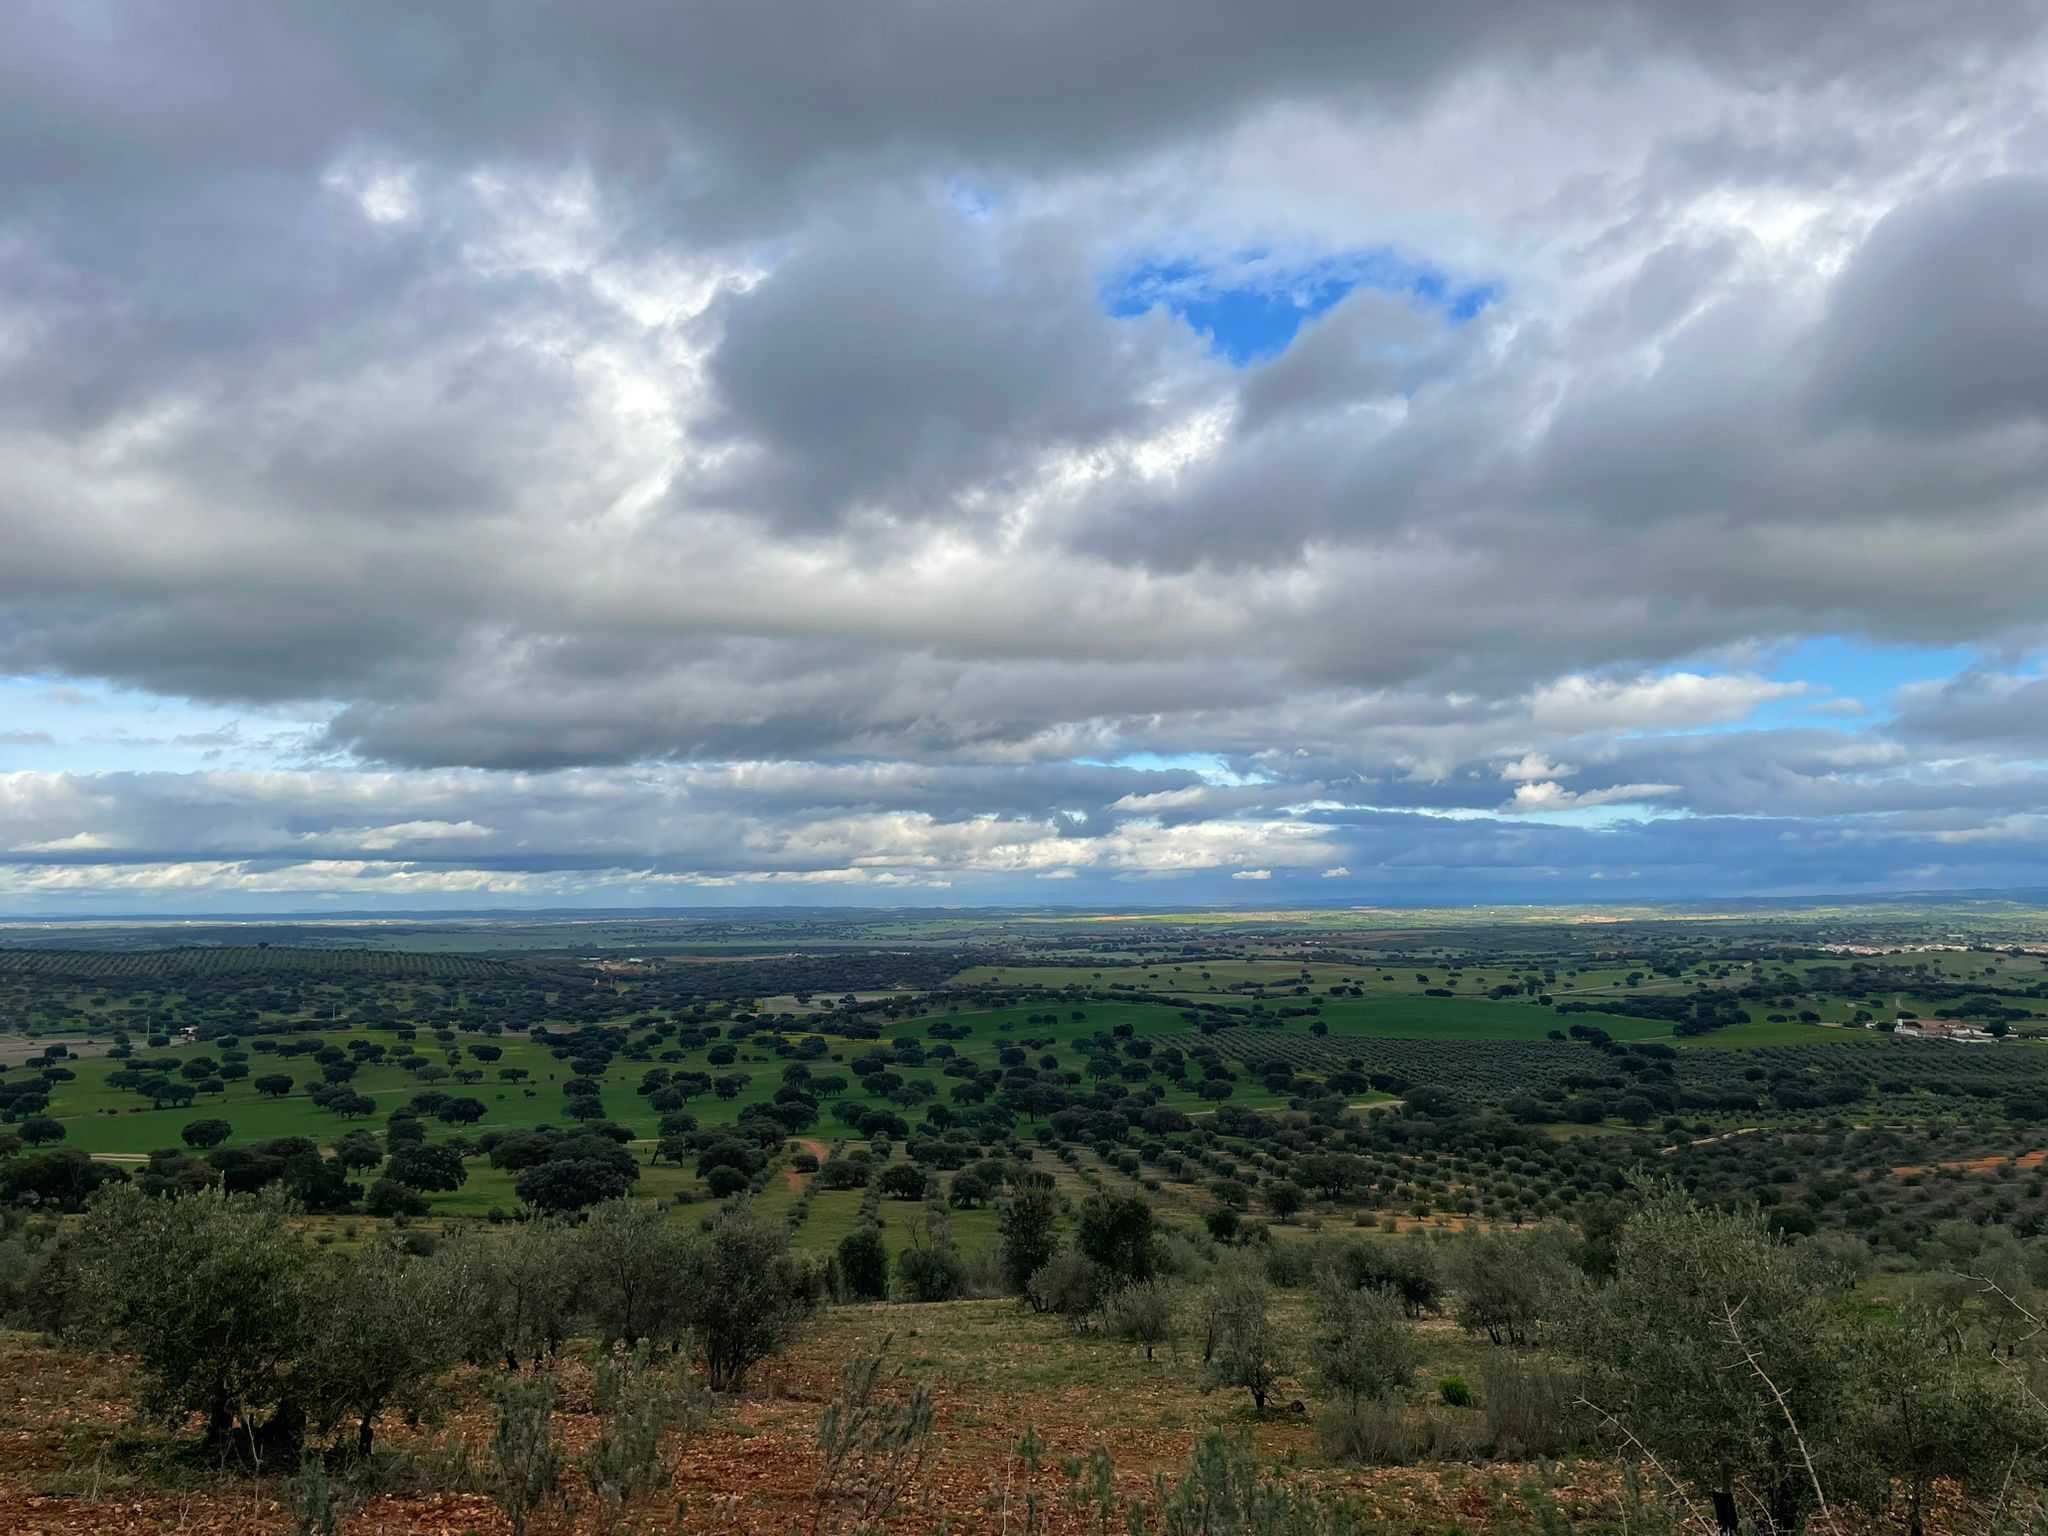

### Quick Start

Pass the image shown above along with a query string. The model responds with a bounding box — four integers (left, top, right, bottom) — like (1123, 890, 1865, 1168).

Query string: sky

(5, 4, 2048, 914)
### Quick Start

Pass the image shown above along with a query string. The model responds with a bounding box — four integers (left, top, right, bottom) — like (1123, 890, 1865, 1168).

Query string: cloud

(1231, 868, 1272, 881)
(1526, 674, 1806, 735)
(1508, 781, 1682, 813)
(1499, 753, 1577, 783)
(1810, 177, 2048, 436)
(3, 7, 2048, 906)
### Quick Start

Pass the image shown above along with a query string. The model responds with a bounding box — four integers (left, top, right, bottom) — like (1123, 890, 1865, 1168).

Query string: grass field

(28, 975, 1911, 1167)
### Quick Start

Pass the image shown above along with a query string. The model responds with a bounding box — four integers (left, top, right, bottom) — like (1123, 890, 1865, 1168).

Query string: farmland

(9, 902, 2048, 1250)
(14, 902, 2048, 1535)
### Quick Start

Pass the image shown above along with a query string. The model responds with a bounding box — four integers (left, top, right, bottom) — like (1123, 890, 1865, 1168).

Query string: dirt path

(0, 1034, 112, 1067)
(783, 1138, 829, 1195)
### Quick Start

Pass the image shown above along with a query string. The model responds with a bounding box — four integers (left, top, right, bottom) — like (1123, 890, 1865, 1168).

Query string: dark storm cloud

(1893, 671, 2048, 750)
(1810, 176, 2048, 436)
(693, 199, 1206, 531)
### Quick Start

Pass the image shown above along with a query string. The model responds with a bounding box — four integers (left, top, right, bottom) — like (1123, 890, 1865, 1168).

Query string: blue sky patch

(1103, 246, 1500, 364)
(1763, 635, 1980, 724)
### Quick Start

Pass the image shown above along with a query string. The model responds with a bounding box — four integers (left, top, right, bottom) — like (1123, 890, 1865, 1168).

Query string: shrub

(896, 1241, 967, 1302)
(837, 1226, 890, 1301)
(683, 1207, 817, 1391)
(704, 1164, 748, 1199)
(1104, 1280, 1177, 1360)
(998, 1182, 1061, 1295)
(1439, 1375, 1473, 1408)
(1478, 1356, 1585, 1459)
(813, 1345, 937, 1533)
(487, 1372, 565, 1536)
(580, 1342, 706, 1535)
(1027, 1249, 1108, 1325)
(1308, 1272, 1415, 1411)
(1316, 1397, 1420, 1465)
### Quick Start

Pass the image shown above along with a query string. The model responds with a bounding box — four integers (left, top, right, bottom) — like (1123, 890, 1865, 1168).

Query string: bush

(704, 1164, 748, 1199)
(1104, 1280, 1177, 1360)
(877, 1164, 929, 1201)
(364, 1178, 429, 1218)
(487, 1372, 565, 1536)
(837, 1226, 889, 1301)
(580, 1342, 706, 1532)
(1478, 1356, 1586, 1459)
(998, 1183, 1061, 1295)
(1027, 1249, 1108, 1324)
(1076, 1192, 1156, 1285)
(1439, 1375, 1473, 1408)
(896, 1241, 967, 1302)
(1316, 1397, 1420, 1465)
(683, 1207, 817, 1391)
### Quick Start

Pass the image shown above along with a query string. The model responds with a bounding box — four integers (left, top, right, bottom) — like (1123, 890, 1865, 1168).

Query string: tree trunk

(1712, 1486, 1739, 1536)
(357, 1411, 375, 1460)
(251, 1398, 305, 1469)
(205, 1395, 236, 1450)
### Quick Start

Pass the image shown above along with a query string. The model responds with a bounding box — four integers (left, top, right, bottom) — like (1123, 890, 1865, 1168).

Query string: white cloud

(1498, 753, 1576, 783)
(1231, 868, 1272, 880)
(1527, 675, 1807, 735)
(1507, 781, 1682, 813)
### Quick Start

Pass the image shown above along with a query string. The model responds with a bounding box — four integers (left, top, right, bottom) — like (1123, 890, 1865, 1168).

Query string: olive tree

(1308, 1271, 1416, 1408)
(1568, 1184, 1857, 1536)
(682, 1206, 817, 1390)
(998, 1181, 1061, 1295)
(75, 1183, 317, 1455)
(577, 1199, 695, 1350)
(303, 1239, 465, 1458)
(1105, 1280, 1177, 1361)
(447, 1220, 584, 1370)
(1205, 1251, 1282, 1413)
(1449, 1228, 1573, 1347)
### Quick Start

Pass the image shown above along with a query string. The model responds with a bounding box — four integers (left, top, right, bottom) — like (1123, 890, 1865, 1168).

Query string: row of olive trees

(979, 1172, 2048, 1536)
(67, 1184, 819, 1465)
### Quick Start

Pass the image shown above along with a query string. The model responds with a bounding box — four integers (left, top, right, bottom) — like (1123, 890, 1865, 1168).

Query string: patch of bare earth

(0, 1311, 1644, 1535)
